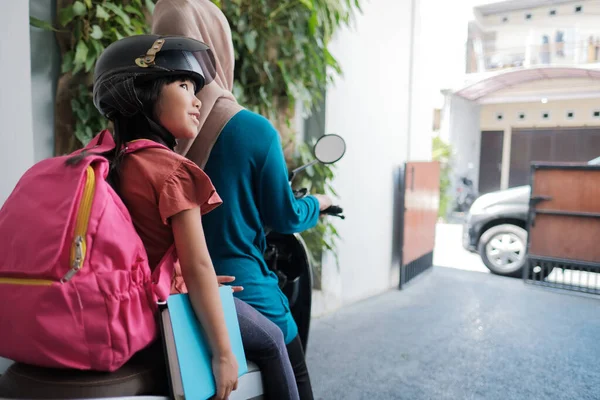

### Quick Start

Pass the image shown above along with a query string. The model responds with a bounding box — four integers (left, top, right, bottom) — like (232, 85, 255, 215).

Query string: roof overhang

(454, 67, 600, 102)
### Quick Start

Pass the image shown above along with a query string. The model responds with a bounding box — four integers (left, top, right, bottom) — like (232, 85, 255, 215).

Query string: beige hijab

(152, 0, 244, 168)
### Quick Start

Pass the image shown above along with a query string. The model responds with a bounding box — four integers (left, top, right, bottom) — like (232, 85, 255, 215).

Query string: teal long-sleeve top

(202, 109, 320, 344)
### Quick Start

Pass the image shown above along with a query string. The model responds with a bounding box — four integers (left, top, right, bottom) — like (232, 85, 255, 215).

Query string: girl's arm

(171, 207, 238, 400)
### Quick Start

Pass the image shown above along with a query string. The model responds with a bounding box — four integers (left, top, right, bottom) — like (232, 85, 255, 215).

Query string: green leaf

(84, 53, 96, 72)
(71, 98, 81, 113)
(84, 0, 92, 8)
(74, 40, 89, 66)
(85, 126, 94, 141)
(103, 3, 131, 26)
(96, 5, 110, 20)
(29, 16, 57, 31)
(58, 6, 75, 27)
(61, 51, 75, 74)
(243, 31, 257, 53)
(123, 25, 136, 36)
(145, 0, 156, 14)
(298, 0, 314, 10)
(125, 5, 144, 18)
(263, 61, 274, 82)
(90, 24, 103, 39)
(72, 1, 87, 16)
(308, 11, 318, 35)
(72, 63, 84, 75)
(91, 40, 104, 56)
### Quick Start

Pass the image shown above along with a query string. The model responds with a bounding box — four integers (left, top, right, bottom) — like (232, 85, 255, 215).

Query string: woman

(152, 2, 333, 398)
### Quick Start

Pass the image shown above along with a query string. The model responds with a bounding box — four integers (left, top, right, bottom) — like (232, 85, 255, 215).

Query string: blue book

(159, 286, 248, 400)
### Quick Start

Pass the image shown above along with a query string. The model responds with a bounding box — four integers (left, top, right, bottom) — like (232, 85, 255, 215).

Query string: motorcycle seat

(0, 355, 262, 400)
(0, 343, 167, 399)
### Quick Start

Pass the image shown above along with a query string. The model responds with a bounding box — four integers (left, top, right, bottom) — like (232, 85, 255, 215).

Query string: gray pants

(235, 297, 300, 400)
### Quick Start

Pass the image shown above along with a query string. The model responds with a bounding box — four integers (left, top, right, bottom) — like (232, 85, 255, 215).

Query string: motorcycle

(0, 134, 346, 400)
(455, 176, 478, 213)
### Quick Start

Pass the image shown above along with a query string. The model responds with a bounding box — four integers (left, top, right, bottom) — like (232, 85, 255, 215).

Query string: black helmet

(93, 34, 216, 119)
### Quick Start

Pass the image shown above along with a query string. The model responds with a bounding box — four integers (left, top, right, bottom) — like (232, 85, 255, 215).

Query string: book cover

(163, 286, 248, 400)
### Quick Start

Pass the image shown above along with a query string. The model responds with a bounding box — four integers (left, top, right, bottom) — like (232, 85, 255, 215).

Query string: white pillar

(500, 126, 512, 190)
(0, 2, 34, 206)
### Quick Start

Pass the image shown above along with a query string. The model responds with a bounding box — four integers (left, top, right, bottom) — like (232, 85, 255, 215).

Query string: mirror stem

(289, 159, 319, 182)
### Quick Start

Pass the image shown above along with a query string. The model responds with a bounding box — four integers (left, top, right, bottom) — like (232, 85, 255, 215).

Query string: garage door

(509, 127, 600, 187)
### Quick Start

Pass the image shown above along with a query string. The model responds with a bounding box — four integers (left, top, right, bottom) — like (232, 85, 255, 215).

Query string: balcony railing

(466, 40, 600, 73)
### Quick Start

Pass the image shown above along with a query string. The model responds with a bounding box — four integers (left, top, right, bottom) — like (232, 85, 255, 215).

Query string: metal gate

(525, 163, 600, 295)
(398, 161, 440, 289)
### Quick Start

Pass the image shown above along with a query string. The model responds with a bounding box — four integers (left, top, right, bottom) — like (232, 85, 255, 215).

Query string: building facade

(441, 0, 600, 203)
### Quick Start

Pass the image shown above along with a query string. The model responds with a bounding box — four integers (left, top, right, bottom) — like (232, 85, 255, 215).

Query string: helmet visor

(153, 48, 216, 92)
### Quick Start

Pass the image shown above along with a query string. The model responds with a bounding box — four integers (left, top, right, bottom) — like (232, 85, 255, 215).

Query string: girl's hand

(211, 350, 239, 400)
(217, 275, 244, 293)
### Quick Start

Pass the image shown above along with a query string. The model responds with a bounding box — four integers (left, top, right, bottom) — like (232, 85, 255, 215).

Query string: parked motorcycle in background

(455, 176, 478, 212)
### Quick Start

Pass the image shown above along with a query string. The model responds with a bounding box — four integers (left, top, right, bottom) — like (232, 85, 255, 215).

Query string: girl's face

(155, 78, 202, 139)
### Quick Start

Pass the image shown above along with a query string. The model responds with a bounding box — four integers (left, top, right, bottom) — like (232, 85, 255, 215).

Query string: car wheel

(478, 224, 527, 278)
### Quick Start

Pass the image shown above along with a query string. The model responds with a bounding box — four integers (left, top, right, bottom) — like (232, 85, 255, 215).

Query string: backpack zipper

(0, 165, 96, 286)
(62, 165, 96, 283)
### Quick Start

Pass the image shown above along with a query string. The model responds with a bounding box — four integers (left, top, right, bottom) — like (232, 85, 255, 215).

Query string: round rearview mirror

(313, 134, 346, 164)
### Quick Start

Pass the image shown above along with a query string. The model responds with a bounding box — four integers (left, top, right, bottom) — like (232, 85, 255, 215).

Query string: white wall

(0, 3, 34, 206)
(407, 0, 433, 162)
(481, 98, 600, 129)
(319, 0, 414, 308)
(0, 0, 34, 374)
(30, 0, 59, 162)
(448, 95, 481, 192)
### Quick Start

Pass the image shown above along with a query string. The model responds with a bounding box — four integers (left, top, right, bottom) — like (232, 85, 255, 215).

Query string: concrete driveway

(307, 265, 599, 400)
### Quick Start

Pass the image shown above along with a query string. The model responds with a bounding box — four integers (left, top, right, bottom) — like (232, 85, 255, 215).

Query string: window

(542, 112, 550, 120)
(575, 5, 582, 13)
(566, 111, 574, 119)
(549, 9, 556, 16)
(593, 110, 600, 118)
(518, 112, 526, 121)
(525, 13, 532, 20)
(496, 113, 504, 121)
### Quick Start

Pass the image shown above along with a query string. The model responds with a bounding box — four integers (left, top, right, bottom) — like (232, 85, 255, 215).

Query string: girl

(152, 2, 333, 398)
(92, 34, 299, 400)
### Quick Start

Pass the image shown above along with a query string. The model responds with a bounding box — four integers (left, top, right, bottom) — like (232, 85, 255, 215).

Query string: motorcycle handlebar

(321, 205, 345, 219)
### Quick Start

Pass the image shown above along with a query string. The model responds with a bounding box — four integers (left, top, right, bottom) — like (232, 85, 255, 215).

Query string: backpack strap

(86, 129, 116, 153)
(151, 245, 178, 302)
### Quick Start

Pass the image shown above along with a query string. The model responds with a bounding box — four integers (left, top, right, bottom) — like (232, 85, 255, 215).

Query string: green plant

(432, 135, 453, 220)
(290, 141, 340, 289)
(31, 0, 155, 154)
(214, 0, 359, 285)
(214, 0, 360, 123)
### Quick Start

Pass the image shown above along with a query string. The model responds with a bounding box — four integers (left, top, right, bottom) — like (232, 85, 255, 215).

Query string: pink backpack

(0, 130, 175, 372)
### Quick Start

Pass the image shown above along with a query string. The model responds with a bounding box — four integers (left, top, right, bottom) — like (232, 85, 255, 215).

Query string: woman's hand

(313, 194, 333, 211)
(217, 275, 244, 293)
(212, 350, 239, 400)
